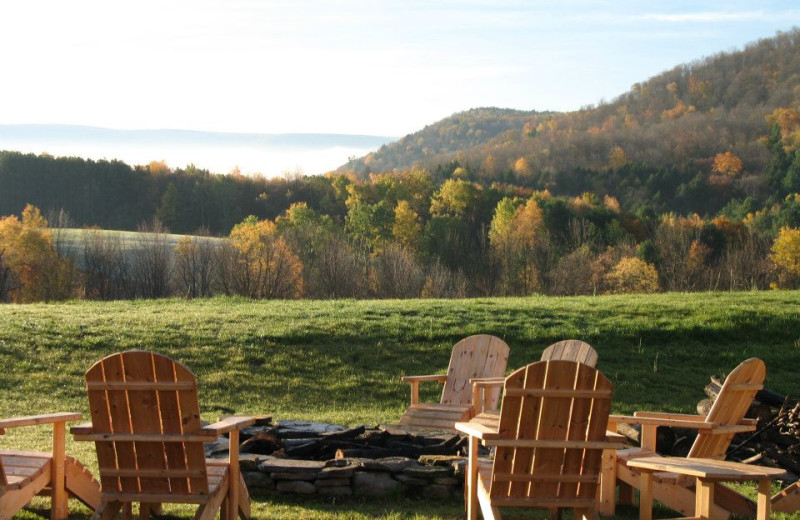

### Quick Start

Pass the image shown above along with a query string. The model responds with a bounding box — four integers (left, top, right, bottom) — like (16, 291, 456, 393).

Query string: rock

(270, 471, 318, 481)
(314, 478, 351, 487)
(203, 437, 230, 458)
(423, 484, 452, 499)
(276, 420, 347, 439)
(433, 477, 459, 486)
(276, 480, 316, 494)
(362, 457, 418, 472)
(401, 465, 452, 479)
(317, 466, 355, 479)
(242, 471, 273, 489)
(238, 453, 263, 472)
(325, 457, 365, 469)
(352, 472, 404, 497)
(419, 455, 466, 467)
(318, 486, 353, 496)
(394, 474, 428, 486)
(257, 457, 325, 473)
(451, 459, 467, 478)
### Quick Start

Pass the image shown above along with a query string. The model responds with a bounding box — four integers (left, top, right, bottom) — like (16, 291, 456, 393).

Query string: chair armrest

(484, 439, 628, 450)
(469, 377, 505, 386)
(70, 422, 93, 435)
(400, 374, 448, 383)
(402, 374, 448, 405)
(469, 377, 505, 415)
(0, 412, 83, 429)
(202, 416, 255, 436)
(455, 420, 500, 440)
(608, 414, 714, 430)
(633, 411, 706, 421)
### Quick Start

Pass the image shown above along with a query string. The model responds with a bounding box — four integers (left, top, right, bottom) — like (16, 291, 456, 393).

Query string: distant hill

(337, 107, 538, 174)
(341, 29, 800, 214)
(0, 125, 395, 175)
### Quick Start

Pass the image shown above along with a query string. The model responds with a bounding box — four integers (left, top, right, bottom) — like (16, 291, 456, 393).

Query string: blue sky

(2, 1, 799, 138)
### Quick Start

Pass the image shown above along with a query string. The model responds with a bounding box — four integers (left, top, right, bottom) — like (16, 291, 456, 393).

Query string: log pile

(704, 377, 800, 482)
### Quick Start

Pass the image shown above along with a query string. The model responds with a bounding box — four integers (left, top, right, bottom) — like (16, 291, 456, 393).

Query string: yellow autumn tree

(392, 200, 422, 252)
(607, 146, 627, 169)
(226, 216, 303, 298)
(770, 226, 800, 288)
(604, 257, 660, 294)
(488, 197, 543, 295)
(0, 204, 75, 302)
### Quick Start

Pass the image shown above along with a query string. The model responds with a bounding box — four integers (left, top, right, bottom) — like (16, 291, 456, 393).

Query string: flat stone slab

(424, 484, 453, 499)
(242, 471, 273, 489)
(314, 478, 351, 487)
(257, 457, 325, 473)
(394, 474, 428, 486)
(270, 471, 318, 481)
(352, 471, 404, 497)
(318, 486, 353, 496)
(362, 457, 419, 472)
(325, 458, 366, 469)
(239, 453, 264, 472)
(419, 455, 466, 467)
(317, 466, 355, 479)
(276, 480, 316, 494)
(401, 465, 452, 479)
(276, 420, 347, 439)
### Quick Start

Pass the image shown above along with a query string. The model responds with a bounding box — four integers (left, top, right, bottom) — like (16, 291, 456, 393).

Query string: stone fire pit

(205, 418, 471, 498)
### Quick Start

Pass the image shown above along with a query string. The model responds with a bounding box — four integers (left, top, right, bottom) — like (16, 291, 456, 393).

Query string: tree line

(2, 186, 799, 303)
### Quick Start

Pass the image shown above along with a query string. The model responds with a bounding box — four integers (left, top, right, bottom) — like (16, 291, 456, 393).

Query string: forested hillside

(2, 31, 800, 302)
(344, 29, 800, 217)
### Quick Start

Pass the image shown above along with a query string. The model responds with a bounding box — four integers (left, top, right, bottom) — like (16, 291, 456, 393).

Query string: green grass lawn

(1, 292, 799, 519)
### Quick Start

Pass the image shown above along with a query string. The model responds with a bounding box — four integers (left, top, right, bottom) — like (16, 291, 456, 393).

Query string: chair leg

(476, 479, 501, 520)
(91, 500, 123, 520)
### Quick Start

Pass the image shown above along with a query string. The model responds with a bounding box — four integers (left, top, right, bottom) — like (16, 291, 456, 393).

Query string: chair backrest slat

(541, 340, 598, 367)
(86, 351, 209, 498)
(440, 335, 509, 407)
(688, 357, 765, 460)
(490, 360, 613, 504)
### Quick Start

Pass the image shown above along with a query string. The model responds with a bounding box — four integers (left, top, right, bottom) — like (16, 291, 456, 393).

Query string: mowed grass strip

(1, 292, 799, 519)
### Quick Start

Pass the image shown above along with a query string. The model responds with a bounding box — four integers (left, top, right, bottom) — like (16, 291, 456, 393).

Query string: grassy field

(1, 292, 799, 519)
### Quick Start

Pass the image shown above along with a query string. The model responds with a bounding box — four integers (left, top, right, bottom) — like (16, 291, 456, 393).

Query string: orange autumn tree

(0, 204, 75, 302)
(712, 151, 744, 176)
(226, 216, 303, 299)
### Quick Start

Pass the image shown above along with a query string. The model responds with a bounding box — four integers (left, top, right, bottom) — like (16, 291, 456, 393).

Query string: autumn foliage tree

(0, 204, 74, 302)
(604, 257, 660, 294)
(224, 216, 303, 299)
(488, 196, 544, 295)
(770, 226, 800, 288)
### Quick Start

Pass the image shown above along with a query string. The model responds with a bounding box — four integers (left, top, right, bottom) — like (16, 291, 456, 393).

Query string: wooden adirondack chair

(0, 412, 100, 520)
(71, 351, 255, 520)
(398, 335, 509, 432)
(602, 357, 768, 519)
(540, 339, 598, 366)
(455, 359, 625, 520)
(470, 339, 597, 418)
